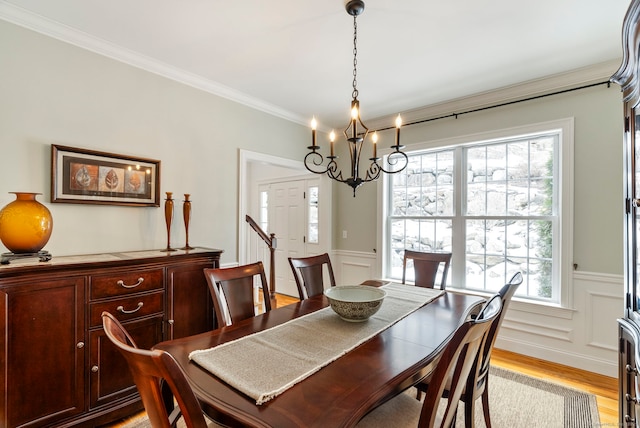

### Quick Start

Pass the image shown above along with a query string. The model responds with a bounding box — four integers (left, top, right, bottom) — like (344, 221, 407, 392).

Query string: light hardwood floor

(112, 293, 619, 426)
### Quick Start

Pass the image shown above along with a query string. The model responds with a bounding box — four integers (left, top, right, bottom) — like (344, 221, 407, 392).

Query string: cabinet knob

(76, 342, 85, 349)
(627, 364, 638, 374)
(116, 277, 145, 289)
(168, 319, 174, 325)
(91, 366, 99, 373)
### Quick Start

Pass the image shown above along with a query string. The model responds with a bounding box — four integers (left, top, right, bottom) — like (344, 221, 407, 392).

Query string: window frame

(377, 118, 574, 308)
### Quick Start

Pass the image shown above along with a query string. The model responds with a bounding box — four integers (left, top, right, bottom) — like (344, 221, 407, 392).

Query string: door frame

(238, 149, 332, 266)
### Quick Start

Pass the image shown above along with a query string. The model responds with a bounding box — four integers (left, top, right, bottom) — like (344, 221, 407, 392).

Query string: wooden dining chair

(288, 253, 336, 300)
(101, 311, 218, 428)
(356, 295, 501, 428)
(402, 250, 452, 290)
(415, 271, 523, 427)
(203, 261, 272, 328)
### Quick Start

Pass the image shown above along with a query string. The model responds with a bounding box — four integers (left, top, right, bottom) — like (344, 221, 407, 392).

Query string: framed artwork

(51, 145, 161, 206)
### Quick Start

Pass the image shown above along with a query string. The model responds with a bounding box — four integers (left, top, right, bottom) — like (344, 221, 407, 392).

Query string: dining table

(153, 286, 484, 428)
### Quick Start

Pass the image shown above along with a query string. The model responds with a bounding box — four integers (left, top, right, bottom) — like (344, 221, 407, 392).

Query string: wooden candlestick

(181, 194, 194, 250)
(162, 192, 176, 252)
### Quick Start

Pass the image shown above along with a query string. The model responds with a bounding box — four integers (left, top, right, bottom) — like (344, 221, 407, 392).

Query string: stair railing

(245, 215, 277, 299)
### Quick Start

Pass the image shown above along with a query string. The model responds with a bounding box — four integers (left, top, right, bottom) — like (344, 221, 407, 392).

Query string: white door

(271, 180, 306, 297)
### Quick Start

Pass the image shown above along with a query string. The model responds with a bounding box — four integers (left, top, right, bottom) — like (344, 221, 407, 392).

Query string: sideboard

(0, 247, 222, 428)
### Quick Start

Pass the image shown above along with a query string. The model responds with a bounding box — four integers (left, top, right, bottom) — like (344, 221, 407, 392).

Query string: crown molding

(0, 1, 307, 126)
(0, 2, 620, 131)
(366, 59, 621, 130)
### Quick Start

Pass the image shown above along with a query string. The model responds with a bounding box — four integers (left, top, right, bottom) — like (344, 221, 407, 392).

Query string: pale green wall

(1, 19, 624, 275)
(334, 84, 624, 275)
(0, 20, 308, 264)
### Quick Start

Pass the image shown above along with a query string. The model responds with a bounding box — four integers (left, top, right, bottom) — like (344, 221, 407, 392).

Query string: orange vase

(0, 192, 53, 253)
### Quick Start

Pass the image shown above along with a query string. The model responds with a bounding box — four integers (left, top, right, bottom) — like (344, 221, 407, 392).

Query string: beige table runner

(189, 283, 444, 405)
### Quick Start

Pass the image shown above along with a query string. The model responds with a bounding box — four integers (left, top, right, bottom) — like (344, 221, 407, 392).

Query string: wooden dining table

(153, 290, 484, 428)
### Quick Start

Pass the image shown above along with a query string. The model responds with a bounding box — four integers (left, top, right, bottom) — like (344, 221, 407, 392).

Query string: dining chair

(402, 250, 452, 290)
(203, 262, 272, 328)
(356, 295, 502, 428)
(288, 253, 336, 300)
(101, 311, 219, 428)
(415, 271, 523, 427)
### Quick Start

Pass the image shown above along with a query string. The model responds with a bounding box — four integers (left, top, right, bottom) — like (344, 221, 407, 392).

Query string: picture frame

(51, 144, 161, 207)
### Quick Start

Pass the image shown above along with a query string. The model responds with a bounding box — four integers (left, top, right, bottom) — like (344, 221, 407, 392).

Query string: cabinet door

(1, 277, 85, 428)
(167, 260, 215, 339)
(89, 315, 163, 409)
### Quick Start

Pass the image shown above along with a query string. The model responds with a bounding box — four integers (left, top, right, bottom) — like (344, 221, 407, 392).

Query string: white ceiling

(0, 0, 631, 129)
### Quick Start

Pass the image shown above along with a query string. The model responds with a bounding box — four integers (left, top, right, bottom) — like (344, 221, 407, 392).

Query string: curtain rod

(374, 80, 612, 132)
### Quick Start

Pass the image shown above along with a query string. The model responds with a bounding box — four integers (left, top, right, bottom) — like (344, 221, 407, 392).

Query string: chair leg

(160, 379, 180, 427)
(464, 397, 476, 428)
(481, 386, 492, 428)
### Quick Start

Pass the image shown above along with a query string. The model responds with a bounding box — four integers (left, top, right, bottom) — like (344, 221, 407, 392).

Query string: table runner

(189, 283, 444, 405)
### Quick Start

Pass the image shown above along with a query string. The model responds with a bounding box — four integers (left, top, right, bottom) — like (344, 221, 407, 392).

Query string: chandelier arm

(372, 150, 409, 174)
(327, 168, 351, 185)
(303, 151, 332, 175)
(363, 161, 382, 182)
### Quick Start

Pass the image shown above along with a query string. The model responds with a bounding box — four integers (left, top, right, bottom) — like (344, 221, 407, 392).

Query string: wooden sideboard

(0, 247, 222, 428)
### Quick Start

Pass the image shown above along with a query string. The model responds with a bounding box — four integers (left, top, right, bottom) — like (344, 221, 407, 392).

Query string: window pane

(388, 218, 452, 282)
(308, 186, 319, 244)
(260, 191, 268, 231)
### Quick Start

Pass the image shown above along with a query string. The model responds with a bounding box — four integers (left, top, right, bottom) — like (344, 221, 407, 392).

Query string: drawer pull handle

(117, 302, 144, 314)
(117, 277, 145, 289)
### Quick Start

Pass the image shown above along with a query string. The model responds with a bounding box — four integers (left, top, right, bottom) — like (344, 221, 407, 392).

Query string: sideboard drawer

(91, 268, 163, 299)
(89, 291, 164, 327)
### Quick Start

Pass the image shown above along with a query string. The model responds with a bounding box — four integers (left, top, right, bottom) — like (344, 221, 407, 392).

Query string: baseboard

(495, 336, 617, 378)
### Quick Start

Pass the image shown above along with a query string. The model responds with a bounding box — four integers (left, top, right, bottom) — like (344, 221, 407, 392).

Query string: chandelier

(304, 0, 408, 196)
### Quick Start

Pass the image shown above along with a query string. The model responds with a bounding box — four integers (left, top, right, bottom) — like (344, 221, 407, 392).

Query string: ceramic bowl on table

(324, 285, 387, 322)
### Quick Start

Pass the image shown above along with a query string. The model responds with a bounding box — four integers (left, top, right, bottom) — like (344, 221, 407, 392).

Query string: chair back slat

(402, 250, 452, 290)
(204, 262, 271, 327)
(288, 253, 336, 300)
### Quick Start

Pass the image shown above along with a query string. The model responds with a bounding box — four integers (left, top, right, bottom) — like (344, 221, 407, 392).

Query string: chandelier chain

(352, 15, 358, 100)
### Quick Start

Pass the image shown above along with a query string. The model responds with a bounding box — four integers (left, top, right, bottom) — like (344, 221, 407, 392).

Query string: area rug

(114, 366, 600, 427)
(443, 366, 600, 428)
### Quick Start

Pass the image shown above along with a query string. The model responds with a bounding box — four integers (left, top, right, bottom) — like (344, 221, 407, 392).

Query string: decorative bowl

(324, 285, 387, 322)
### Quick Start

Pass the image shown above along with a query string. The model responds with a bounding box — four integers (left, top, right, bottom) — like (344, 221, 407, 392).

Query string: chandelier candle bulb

(395, 115, 402, 146)
(351, 102, 359, 139)
(372, 131, 378, 158)
(311, 117, 317, 149)
(330, 131, 336, 157)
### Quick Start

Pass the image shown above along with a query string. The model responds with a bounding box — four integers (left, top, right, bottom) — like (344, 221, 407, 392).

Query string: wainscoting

(331, 250, 622, 377)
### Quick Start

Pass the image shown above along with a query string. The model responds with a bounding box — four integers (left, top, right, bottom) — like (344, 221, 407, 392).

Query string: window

(384, 120, 573, 305)
(259, 190, 268, 232)
(307, 186, 319, 244)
